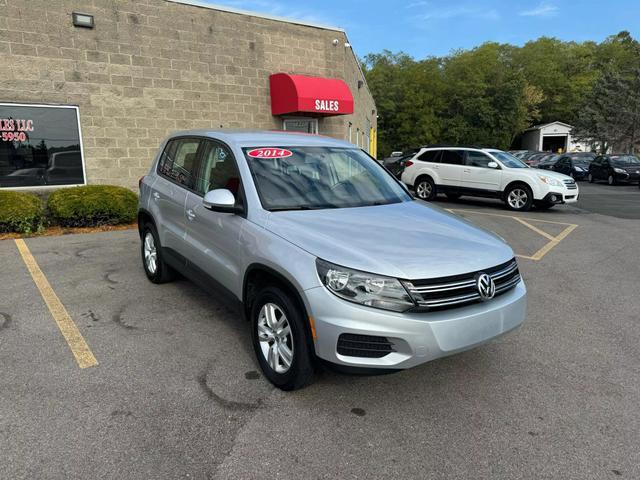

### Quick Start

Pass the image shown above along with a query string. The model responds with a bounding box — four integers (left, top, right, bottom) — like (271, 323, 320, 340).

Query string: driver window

(465, 151, 493, 168)
(194, 140, 241, 197)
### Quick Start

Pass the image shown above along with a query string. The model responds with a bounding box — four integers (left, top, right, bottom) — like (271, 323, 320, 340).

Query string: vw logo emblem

(476, 273, 496, 301)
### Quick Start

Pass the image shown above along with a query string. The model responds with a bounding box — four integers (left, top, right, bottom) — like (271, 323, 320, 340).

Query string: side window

(158, 138, 201, 188)
(602, 158, 610, 167)
(194, 140, 241, 197)
(417, 150, 441, 163)
(465, 151, 493, 168)
(440, 150, 465, 165)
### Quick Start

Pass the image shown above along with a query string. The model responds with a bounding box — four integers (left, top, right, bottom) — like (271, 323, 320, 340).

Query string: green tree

(575, 68, 640, 153)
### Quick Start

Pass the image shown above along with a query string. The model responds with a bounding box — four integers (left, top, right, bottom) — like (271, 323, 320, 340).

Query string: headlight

(614, 168, 626, 174)
(316, 259, 415, 312)
(538, 175, 562, 187)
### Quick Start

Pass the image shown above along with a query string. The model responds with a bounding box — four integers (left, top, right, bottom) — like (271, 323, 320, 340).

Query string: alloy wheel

(257, 303, 294, 374)
(608, 175, 614, 185)
(507, 188, 528, 210)
(416, 181, 432, 199)
(143, 232, 157, 274)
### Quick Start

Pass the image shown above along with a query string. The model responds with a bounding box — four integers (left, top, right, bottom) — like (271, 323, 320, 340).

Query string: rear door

(183, 139, 246, 294)
(461, 150, 502, 192)
(150, 137, 202, 260)
(438, 149, 464, 188)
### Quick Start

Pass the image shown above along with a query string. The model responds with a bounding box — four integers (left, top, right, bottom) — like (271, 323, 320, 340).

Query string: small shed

(521, 121, 589, 153)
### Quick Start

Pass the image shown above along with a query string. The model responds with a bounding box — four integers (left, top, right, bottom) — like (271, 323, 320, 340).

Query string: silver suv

(138, 131, 526, 390)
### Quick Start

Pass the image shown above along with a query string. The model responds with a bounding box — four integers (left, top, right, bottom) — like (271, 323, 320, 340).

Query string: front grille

(337, 334, 395, 358)
(563, 179, 578, 190)
(403, 259, 521, 312)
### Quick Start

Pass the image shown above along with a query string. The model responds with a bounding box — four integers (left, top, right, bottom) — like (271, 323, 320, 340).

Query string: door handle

(463, 169, 470, 173)
(186, 209, 196, 221)
(152, 192, 160, 200)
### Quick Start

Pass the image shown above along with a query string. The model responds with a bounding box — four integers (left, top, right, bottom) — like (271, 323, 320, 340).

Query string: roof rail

(420, 144, 491, 149)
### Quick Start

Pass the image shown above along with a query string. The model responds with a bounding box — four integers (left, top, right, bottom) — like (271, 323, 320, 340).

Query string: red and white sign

(247, 148, 293, 159)
(0, 118, 34, 142)
(314, 99, 340, 112)
(270, 73, 354, 116)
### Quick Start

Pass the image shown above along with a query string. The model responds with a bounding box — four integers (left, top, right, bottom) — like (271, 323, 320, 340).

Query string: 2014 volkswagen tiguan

(138, 130, 527, 390)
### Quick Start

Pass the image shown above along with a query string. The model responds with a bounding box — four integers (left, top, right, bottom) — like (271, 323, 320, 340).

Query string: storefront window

(0, 104, 85, 188)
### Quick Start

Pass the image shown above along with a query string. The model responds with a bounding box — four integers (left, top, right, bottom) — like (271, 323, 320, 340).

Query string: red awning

(269, 73, 354, 116)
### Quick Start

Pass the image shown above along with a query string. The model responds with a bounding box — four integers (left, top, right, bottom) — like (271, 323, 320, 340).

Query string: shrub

(0, 191, 45, 234)
(47, 185, 138, 227)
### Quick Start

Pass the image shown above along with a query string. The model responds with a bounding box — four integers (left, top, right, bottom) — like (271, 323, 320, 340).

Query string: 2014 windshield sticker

(247, 148, 293, 159)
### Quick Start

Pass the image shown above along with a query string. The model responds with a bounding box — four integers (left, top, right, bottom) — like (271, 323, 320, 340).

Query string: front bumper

(615, 171, 640, 183)
(303, 280, 527, 369)
(542, 190, 579, 204)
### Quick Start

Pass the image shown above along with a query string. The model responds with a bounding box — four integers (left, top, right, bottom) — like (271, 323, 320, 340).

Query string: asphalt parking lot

(1, 184, 639, 479)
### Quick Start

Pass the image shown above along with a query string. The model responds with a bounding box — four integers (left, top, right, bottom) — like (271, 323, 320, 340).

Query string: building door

(542, 135, 567, 153)
(283, 118, 318, 134)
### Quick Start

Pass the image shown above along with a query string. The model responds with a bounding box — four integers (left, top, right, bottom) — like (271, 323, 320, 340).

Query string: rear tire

(414, 176, 436, 201)
(504, 184, 533, 212)
(251, 286, 314, 391)
(141, 222, 175, 284)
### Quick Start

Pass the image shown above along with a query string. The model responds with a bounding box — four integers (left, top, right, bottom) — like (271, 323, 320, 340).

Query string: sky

(203, 0, 640, 58)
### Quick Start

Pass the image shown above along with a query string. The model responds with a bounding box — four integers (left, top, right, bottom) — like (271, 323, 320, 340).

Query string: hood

(264, 201, 514, 280)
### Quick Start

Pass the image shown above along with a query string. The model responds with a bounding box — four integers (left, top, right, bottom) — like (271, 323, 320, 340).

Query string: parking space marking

(15, 239, 98, 369)
(446, 208, 578, 262)
(512, 217, 556, 241)
(518, 223, 578, 261)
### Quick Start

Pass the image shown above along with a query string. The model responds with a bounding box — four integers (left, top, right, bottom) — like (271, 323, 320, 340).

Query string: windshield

(244, 147, 412, 211)
(492, 151, 529, 168)
(611, 155, 640, 166)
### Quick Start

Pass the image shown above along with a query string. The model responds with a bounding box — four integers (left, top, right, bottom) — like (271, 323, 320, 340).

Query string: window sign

(0, 103, 86, 188)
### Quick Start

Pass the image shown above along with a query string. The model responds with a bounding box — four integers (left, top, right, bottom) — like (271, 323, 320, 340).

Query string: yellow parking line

(527, 224, 578, 261)
(447, 208, 578, 261)
(15, 239, 98, 369)
(513, 217, 556, 242)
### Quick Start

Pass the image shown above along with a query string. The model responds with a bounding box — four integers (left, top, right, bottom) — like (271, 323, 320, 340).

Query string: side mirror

(203, 188, 243, 214)
(487, 161, 499, 169)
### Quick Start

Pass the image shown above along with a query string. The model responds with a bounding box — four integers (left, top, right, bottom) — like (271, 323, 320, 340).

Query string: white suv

(400, 147, 579, 211)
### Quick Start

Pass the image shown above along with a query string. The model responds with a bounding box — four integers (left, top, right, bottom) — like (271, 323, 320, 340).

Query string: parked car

(522, 152, 546, 166)
(510, 150, 537, 160)
(550, 152, 596, 180)
(400, 146, 579, 211)
(534, 154, 561, 170)
(382, 150, 417, 178)
(588, 154, 640, 185)
(138, 131, 526, 390)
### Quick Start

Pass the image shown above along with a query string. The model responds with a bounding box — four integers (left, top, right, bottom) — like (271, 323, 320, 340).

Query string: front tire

(504, 184, 533, 212)
(141, 222, 175, 283)
(588, 173, 594, 183)
(608, 174, 616, 186)
(251, 287, 314, 391)
(414, 177, 436, 201)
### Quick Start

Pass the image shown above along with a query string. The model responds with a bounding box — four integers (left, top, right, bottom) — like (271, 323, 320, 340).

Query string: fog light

(550, 195, 557, 202)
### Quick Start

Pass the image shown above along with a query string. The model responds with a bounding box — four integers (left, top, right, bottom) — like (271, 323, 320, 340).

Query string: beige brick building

(0, 0, 377, 190)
